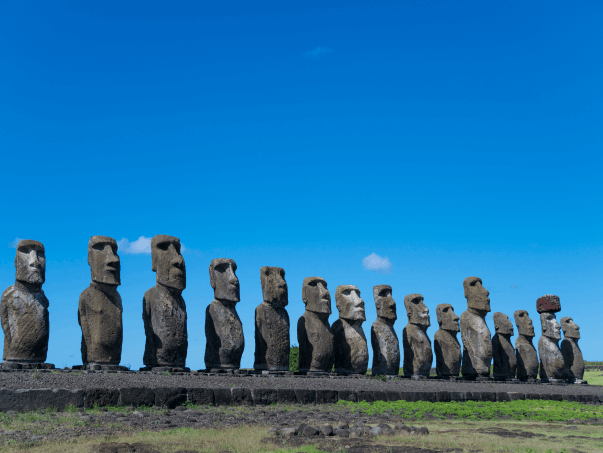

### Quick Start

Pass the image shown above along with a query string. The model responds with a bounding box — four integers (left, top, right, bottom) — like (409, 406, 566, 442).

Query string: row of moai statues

(0, 237, 585, 383)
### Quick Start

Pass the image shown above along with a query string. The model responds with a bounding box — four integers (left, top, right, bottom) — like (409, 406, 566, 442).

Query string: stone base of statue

(72, 363, 129, 371)
(410, 375, 428, 381)
(464, 375, 492, 382)
(573, 379, 587, 385)
(140, 366, 190, 372)
(1, 361, 55, 370)
(541, 378, 565, 384)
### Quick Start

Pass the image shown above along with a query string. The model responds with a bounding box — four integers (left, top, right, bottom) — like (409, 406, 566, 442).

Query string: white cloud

(362, 253, 393, 274)
(8, 237, 22, 248)
(304, 46, 333, 58)
(510, 285, 518, 289)
(117, 236, 152, 254)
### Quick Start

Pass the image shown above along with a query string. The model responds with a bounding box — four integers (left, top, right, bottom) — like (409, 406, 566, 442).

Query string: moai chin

(254, 266, 290, 371)
(491, 312, 517, 379)
(297, 277, 334, 373)
(514, 310, 538, 380)
(332, 285, 368, 374)
(78, 236, 126, 370)
(402, 293, 433, 377)
(371, 285, 400, 376)
(142, 235, 188, 371)
(434, 303, 461, 378)
(204, 258, 244, 370)
(560, 317, 585, 384)
(537, 294, 569, 382)
(460, 277, 493, 378)
(1, 240, 54, 370)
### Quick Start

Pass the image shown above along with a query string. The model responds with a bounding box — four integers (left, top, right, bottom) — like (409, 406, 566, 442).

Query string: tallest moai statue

(537, 295, 569, 383)
(371, 285, 400, 376)
(460, 277, 492, 378)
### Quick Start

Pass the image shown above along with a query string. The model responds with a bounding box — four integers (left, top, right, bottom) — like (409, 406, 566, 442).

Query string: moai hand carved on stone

(561, 317, 585, 384)
(297, 277, 334, 372)
(514, 310, 538, 380)
(1, 240, 54, 370)
(402, 293, 433, 377)
(371, 285, 400, 376)
(142, 235, 188, 371)
(332, 285, 368, 374)
(254, 266, 290, 371)
(434, 304, 461, 377)
(460, 277, 493, 378)
(78, 236, 125, 370)
(537, 295, 569, 382)
(205, 259, 244, 370)
(492, 312, 516, 379)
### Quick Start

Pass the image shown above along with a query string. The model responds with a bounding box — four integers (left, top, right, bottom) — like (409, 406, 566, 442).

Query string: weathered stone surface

(371, 285, 400, 375)
(492, 312, 516, 379)
(561, 317, 585, 383)
(142, 235, 187, 368)
(1, 240, 51, 367)
(254, 267, 289, 371)
(78, 236, 123, 366)
(298, 277, 334, 372)
(332, 285, 368, 374)
(514, 310, 538, 380)
(538, 311, 569, 381)
(537, 294, 561, 314)
(402, 294, 432, 377)
(205, 259, 244, 370)
(434, 303, 461, 377)
(460, 277, 492, 377)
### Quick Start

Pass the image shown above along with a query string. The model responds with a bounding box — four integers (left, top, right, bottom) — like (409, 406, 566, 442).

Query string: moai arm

(142, 292, 154, 364)
(78, 293, 89, 364)
(0, 290, 13, 350)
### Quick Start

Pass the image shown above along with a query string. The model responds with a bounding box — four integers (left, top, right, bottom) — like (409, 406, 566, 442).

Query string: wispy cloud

(362, 252, 393, 274)
(117, 236, 152, 254)
(510, 285, 518, 289)
(8, 237, 22, 248)
(304, 46, 333, 59)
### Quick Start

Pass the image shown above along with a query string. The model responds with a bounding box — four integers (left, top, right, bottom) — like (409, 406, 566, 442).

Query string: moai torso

(332, 318, 368, 374)
(492, 312, 516, 379)
(434, 329, 461, 377)
(205, 300, 244, 369)
(298, 311, 333, 372)
(561, 337, 584, 381)
(403, 324, 433, 376)
(371, 319, 400, 375)
(538, 336, 567, 380)
(460, 310, 492, 376)
(515, 335, 538, 380)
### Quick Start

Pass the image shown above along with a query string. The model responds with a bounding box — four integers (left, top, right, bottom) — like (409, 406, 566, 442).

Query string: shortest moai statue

(371, 285, 400, 376)
(205, 258, 244, 370)
(492, 312, 517, 379)
(434, 304, 461, 378)
(460, 277, 493, 378)
(537, 295, 569, 382)
(1, 240, 54, 370)
(514, 310, 538, 380)
(142, 235, 188, 372)
(297, 277, 334, 373)
(560, 317, 585, 384)
(254, 266, 290, 371)
(332, 285, 368, 374)
(402, 293, 433, 378)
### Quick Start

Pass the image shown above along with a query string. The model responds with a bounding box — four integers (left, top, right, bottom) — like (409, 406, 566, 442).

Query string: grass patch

(584, 369, 603, 386)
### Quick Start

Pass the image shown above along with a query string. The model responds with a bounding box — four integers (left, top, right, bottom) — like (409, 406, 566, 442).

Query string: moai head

(15, 239, 45, 285)
(335, 285, 365, 322)
(403, 293, 430, 327)
(463, 276, 490, 312)
(151, 235, 185, 291)
(540, 312, 561, 340)
(373, 285, 397, 321)
(209, 258, 239, 302)
(514, 310, 535, 337)
(302, 277, 331, 315)
(88, 236, 120, 286)
(260, 266, 288, 307)
(560, 317, 580, 339)
(493, 312, 514, 336)
(436, 303, 460, 332)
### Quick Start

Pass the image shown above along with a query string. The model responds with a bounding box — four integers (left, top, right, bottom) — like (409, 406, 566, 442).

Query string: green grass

(584, 369, 603, 386)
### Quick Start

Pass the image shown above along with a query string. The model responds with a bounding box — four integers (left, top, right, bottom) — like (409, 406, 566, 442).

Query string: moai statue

(332, 285, 368, 374)
(141, 235, 188, 371)
(561, 317, 585, 384)
(537, 295, 569, 382)
(460, 277, 492, 378)
(371, 285, 400, 376)
(434, 304, 461, 378)
(205, 259, 244, 370)
(402, 293, 433, 378)
(1, 240, 54, 370)
(297, 277, 334, 373)
(492, 312, 517, 379)
(254, 266, 290, 371)
(514, 310, 538, 380)
(78, 236, 126, 370)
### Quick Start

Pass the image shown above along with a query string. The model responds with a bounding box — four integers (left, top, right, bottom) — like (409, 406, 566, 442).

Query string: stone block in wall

(0, 389, 15, 412)
(119, 388, 155, 407)
(155, 387, 187, 408)
(372, 391, 387, 402)
(525, 393, 541, 400)
(450, 391, 466, 402)
(496, 392, 510, 402)
(357, 391, 373, 402)
(436, 391, 451, 402)
(231, 387, 253, 406)
(85, 388, 119, 408)
(386, 391, 401, 402)
(53, 389, 85, 410)
(187, 388, 214, 406)
(14, 389, 53, 412)
(316, 390, 337, 404)
(507, 392, 525, 401)
(480, 392, 496, 402)
(214, 389, 232, 406)
(338, 390, 357, 402)
(277, 389, 296, 404)
(295, 389, 316, 404)
(251, 389, 277, 406)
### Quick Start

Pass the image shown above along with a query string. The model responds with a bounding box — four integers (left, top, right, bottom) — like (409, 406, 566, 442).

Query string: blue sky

(1, 1, 601, 369)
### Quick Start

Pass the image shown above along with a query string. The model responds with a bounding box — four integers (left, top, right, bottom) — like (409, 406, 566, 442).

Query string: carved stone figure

(492, 312, 516, 379)
(205, 258, 244, 370)
(142, 235, 188, 371)
(371, 285, 400, 375)
(1, 240, 54, 370)
(402, 293, 432, 377)
(434, 303, 461, 377)
(332, 285, 368, 374)
(254, 266, 290, 371)
(538, 310, 569, 382)
(561, 317, 585, 384)
(297, 277, 334, 372)
(460, 277, 492, 378)
(514, 310, 538, 380)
